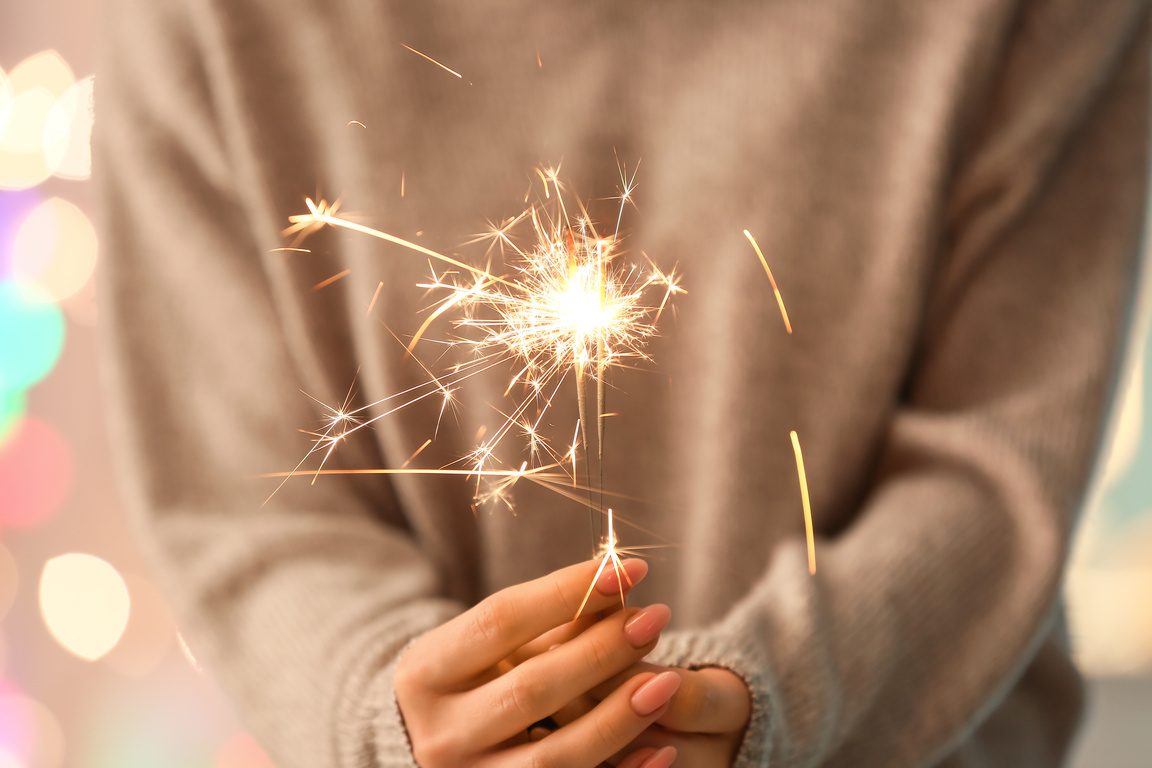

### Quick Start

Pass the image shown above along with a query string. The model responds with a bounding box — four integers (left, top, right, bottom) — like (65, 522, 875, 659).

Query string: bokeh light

(0, 281, 65, 393)
(0, 388, 26, 447)
(0, 689, 65, 768)
(11, 197, 98, 303)
(0, 190, 44, 281)
(43, 76, 93, 180)
(0, 52, 74, 191)
(0, 418, 71, 529)
(39, 554, 130, 662)
(216, 733, 276, 768)
(0, 746, 21, 768)
(0, 543, 16, 622)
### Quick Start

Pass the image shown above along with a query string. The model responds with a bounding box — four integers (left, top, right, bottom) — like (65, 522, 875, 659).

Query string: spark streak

(790, 430, 816, 575)
(400, 43, 464, 79)
(744, 229, 792, 334)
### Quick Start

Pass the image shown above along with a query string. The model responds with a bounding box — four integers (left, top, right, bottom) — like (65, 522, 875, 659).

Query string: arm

(642, 4, 1151, 767)
(96, 4, 455, 765)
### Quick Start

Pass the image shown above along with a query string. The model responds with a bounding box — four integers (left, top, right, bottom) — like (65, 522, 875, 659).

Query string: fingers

(589, 665, 751, 735)
(484, 671, 680, 768)
(617, 746, 678, 768)
(471, 605, 672, 744)
(510, 558, 648, 665)
(419, 558, 650, 688)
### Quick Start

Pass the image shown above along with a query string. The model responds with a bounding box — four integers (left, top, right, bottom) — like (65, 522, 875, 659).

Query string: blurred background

(0, 3, 1150, 767)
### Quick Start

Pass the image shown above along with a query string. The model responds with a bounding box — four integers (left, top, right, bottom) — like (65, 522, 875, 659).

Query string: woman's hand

(394, 559, 677, 768)
(545, 662, 753, 767)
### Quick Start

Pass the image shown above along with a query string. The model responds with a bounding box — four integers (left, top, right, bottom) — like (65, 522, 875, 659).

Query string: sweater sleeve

(95, 2, 451, 766)
(647, 4, 1150, 768)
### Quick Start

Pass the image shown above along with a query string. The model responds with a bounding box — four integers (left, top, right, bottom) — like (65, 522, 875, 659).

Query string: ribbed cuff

(646, 627, 776, 768)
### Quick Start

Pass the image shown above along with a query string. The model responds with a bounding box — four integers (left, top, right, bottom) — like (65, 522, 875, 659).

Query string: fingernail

(640, 746, 678, 768)
(631, 671, 681, 716)
(597, 558, 648, 595)
(624, 604, 670, 647)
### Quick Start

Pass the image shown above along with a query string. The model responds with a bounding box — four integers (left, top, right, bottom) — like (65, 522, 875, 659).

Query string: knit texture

(96, 0, 1151, 765)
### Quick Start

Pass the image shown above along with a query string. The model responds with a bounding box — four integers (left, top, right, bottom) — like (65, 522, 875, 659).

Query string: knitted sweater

(96, 0, 1151, 766)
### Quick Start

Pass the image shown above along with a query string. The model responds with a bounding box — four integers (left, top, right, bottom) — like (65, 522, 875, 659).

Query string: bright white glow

(0, 51, 74, 190)
(0, 692, 64, 768)
(1067, 565, 1152, 675)
(39, 553, 130, 661)
(12, 197, 98, 303)
(0, 746, 23, 768)
(43, 76, 93, 180)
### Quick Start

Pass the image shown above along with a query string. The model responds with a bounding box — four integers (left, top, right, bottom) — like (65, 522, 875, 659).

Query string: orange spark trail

(366, 281, 385, 316)
(743, 229, 792, 334)
(400, 43, 464, 79)
(311, 269, 351, 292)
(400, 439, 433, 469)
(790, 430, 816, 575)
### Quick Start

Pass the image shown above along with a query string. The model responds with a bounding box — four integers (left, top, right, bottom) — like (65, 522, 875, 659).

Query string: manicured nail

(640, 746, 677, 768)
(624, 604, 670, 647)
(597, 558, 648, 595)
(631, 671, 681, 716)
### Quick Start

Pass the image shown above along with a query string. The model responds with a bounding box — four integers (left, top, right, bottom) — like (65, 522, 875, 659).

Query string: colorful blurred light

(0, 543, 15, 623)
(0, 689, 64, 768)
(216, 733, 276, 768)
(11, 197, 98, 303)
(0, 418, 71, 529)
(0, 388, 26, 447)
(0, 746, 22, 768)
(43, 76, 93, 180)
(0, 52, 74, 191)
(0, 280, 65, 393)
(39, 554, 130, 662)
(0, 191, 45, 281)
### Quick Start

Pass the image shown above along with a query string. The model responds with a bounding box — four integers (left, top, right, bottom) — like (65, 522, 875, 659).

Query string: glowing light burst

(276, 169, 684, 518)
(270, 166, 816, 603)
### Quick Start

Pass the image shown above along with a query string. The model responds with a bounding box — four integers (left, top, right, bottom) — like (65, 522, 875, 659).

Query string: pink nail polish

(624, 604, 671, 647)
(596, 558, 648, 595)
(631, 671, 681, 716)
(639, 746, 677, 768)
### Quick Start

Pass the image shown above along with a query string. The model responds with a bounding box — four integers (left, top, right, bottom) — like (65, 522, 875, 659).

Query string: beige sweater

(96, 1, 1151, 766)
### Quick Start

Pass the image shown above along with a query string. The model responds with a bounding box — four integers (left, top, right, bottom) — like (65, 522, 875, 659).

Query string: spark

(282, 168, 680, 511)
(366, 281, 385, 316)
(743, 229, 792, 334)
(400, 43, 464, 79)
(574, 509, 633, 619)
(270, 247, 312, 253)
(790, 430, 816, 575)
(311, 269, 351, 292)
(348, 120, 367, 128)
(400, 439, 433, 469)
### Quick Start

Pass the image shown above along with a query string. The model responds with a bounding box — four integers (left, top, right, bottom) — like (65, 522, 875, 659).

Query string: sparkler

(271, 166, 815, 617)
(277, 168, 682, 532)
